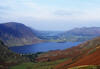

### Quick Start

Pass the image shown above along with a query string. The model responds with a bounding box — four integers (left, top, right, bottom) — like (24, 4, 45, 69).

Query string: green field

(10, 58, 69, 69)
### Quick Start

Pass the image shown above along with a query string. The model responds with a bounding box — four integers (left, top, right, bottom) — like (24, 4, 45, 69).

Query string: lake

(9, 42, 81, 54)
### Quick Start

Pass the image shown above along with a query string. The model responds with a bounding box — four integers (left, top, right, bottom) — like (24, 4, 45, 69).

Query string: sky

(0, 0, 100, 31)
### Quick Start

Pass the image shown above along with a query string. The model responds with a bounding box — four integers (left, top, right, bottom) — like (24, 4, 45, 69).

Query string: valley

(8, 36, 100, 69)
(0, 22, 100, 69)
(1, 0, 100, 69)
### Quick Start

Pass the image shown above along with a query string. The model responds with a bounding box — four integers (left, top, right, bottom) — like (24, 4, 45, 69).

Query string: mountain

(67, 27, 100, 36)
(0, 22, 43, 46)
(0, 40, 30, 69)
(58, 27, 100, 42)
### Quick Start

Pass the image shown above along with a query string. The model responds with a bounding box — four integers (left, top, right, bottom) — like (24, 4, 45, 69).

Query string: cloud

(0, 0, 100, 31)
(54, 10, 85, 16)
(54, 10, 73, 16)
(0, 0, 100, 21)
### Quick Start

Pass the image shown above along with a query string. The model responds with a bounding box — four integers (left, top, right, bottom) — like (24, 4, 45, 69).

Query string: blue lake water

(9, 42, 81, 54)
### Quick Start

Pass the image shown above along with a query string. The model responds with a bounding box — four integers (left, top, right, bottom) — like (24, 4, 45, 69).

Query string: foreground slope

(0, 22, 42, 46)
(54, 37, 100, 69)
(68, 65, 100, 69)
(68, 47, 100, 68)
(0, 40, 30, 69)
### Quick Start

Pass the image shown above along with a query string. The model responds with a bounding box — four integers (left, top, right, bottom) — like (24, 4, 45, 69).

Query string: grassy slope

(0, 40, 30, 69)
(68, 65, 100, 69)
(10, 58, 69, 69)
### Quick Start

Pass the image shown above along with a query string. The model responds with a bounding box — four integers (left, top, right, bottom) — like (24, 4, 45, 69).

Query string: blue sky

(0, 0, 100, 31)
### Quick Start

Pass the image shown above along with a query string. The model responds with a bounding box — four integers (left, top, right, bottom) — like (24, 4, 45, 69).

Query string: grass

(68, 65, 100, 69)
(10, 62, 34, 69)
(87, 48, 97, 55)
(10, 58, 69, 69)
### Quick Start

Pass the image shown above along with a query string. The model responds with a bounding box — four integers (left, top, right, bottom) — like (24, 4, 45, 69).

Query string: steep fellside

(0, 22, 43, 46)
(0, 40, 30, 69)
(68, 48, 100, 68)
(54, 37, 100, 69)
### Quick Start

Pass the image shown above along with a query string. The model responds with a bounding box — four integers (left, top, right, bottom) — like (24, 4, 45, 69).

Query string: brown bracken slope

(54, 37, 100, 69)
(68, 47, 100, 68)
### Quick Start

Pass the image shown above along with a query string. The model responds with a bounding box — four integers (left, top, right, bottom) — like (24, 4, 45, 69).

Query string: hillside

(0, 22, 43, 46)
(0, 40, 30, 69)
(58, 27, 100, 42)
(54, 37, 100, 69)
(67, 27, 100, 36)
(68, 47, 100, 68)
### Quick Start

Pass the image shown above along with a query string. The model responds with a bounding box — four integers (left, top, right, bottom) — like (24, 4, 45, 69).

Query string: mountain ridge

(57, 27, 100, 42)
(0, 22, 43, 47)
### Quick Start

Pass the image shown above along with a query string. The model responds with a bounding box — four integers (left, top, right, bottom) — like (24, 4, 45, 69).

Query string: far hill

(58, 27, 100, 42)
(0, 22, 43, 46)
(67, 27, 100, 36)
